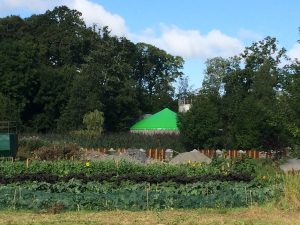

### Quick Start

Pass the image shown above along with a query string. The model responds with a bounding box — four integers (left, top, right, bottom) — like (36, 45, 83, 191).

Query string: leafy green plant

(231, 157, 257, 174)
(0, 180, 275, 210)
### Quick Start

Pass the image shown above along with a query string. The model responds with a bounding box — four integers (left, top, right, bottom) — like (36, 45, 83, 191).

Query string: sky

(1, 0, 300, 89)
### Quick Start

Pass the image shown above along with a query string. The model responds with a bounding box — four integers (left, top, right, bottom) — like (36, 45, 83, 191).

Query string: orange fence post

(155, 148, 158, 160)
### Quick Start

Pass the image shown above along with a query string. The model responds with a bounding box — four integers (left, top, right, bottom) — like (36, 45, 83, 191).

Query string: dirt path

(280, 158, 300, 172)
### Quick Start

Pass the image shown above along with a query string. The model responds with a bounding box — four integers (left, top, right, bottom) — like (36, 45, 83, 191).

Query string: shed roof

(130, 108, 178, 131)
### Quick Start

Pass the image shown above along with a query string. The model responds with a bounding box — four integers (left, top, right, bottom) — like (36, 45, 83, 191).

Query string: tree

(221, 37, 288, 150)
(0, 7, 186, 133)
(176, 75, 195, 99)
(179, 37, 290, 151)
(284, 61, 300, 143)
(0, 6, 96, 131)
(0, 93, 19, 121)
(83, 110, 104, 135)
(178, 93, 221, 149)
(133, 43, 184, 113)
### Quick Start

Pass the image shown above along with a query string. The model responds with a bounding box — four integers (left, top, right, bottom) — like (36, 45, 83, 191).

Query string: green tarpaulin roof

(130, 108, 178, 131)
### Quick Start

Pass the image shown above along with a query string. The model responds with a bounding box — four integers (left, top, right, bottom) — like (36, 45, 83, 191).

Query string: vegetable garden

(0, 157, 286, 211)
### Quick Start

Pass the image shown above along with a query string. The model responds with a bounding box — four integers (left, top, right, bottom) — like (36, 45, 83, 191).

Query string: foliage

(71, 110, 105, 138)
(17, 136, 49, 160)
(290, 145, 300, 159)
(0, 160, 216, 177)
(179, 37, 293, 151)
(0, 172, 253, 185)
(0, 157, 278, 178)
(0, 93, 19, 121)
(0, 6, 183, 133)
(20, 133, 186, 152)
(32, 143, 82, 160)
(0, 180, 275, 210)
(0, 158, 284, 211)
(83, 110, 104, 134)
(178, 94, 221, 149)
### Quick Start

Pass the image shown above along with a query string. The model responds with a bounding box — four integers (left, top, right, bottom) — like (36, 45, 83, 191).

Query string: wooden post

(160, 149, 164, 161)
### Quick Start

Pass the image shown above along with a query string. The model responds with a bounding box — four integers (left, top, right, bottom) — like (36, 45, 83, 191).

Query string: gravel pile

(169, 149, 211, 165)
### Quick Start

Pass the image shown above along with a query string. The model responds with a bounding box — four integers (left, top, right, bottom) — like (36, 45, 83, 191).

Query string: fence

(146, 149, 166, 161)
(199, 149, 275, 159)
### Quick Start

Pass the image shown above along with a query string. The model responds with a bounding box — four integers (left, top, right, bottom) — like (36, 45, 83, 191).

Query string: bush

(32, 144, 82, 160)
(290, 145, 300, 159)
(17, 136, 50, 160)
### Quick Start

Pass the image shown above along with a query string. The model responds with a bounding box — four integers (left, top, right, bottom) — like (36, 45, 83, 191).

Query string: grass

(1, 207, 300, 225)
(276, 172, 300, 210)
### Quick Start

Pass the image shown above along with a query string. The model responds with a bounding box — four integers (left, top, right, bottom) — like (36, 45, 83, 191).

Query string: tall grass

(275, 172, 300, 210)
(20, 133, 187, 152)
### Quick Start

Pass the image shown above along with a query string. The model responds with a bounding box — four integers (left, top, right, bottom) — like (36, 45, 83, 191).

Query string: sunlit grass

(275, 172, 300, 211)
(0, 207, 300, 225)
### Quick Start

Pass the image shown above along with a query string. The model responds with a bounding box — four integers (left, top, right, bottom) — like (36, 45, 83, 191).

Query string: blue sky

(1, 0, 300, 89)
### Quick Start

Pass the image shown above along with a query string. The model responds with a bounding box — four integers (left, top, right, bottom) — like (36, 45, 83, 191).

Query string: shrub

(83, 110, 104, 135)
(17, 136, 50, 160)
(32, 144, 82, 160)
(290, 145, 300, 159)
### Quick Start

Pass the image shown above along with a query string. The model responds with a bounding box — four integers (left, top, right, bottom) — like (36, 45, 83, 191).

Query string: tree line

(1, 6, 299, 152)
(0, 6, 184, 132)
(179, 36, 300, 151)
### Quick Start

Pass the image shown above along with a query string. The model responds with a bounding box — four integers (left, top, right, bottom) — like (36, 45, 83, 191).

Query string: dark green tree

(179, 37, 290, 151)
(133, 43, 184, 113)
(178, 93, 221, 149)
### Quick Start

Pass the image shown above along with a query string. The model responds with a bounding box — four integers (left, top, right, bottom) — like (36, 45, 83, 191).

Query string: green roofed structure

(130, 108, 179, 134)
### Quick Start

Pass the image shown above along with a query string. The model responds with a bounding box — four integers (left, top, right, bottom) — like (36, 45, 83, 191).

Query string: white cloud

(1, 0, 245, 60)
(287, 43, 300, 60)
(68, 0, 128, 36)
(133, 25, 244, 60)
(0, 0, 128, 36)
(237, 28, 262, 41)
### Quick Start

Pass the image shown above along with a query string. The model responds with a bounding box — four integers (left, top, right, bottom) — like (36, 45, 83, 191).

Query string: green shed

(130, 108, 179, 134)
(0, 122, 18, 158)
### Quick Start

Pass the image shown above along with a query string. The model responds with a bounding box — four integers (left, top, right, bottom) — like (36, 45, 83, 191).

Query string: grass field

(1, 207, 300, 225)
